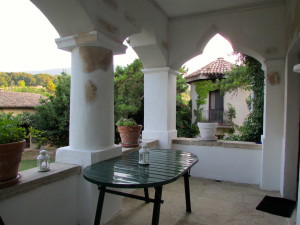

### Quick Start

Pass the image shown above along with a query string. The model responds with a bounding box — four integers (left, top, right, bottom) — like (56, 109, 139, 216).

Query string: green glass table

(83, 149, 198, 225)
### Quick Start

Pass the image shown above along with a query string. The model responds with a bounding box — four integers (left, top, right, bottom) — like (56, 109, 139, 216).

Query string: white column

(281, 53, 300, 200)
(261, 59, 285, 190)
(54, 31, 126, 225)
(142, 67, 178, 149)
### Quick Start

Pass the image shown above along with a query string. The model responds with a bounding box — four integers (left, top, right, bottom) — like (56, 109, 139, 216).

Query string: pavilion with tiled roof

(185, 57, 234, 83)
(0, 91, 45, 114)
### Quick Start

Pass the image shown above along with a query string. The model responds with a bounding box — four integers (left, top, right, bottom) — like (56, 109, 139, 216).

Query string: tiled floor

(105, 177, 297, 225)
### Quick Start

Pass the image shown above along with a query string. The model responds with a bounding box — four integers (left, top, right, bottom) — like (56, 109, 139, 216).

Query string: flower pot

(0, 141, 25, 183)
(197, 122, 218, 141)
(117, 125, 142, 147)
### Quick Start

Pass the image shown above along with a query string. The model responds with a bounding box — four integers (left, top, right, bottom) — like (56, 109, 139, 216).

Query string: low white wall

(0, 175, 79, 225)
(173, 142, 262, 185)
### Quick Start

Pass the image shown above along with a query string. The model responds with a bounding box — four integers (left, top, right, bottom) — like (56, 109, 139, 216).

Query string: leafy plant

(220, 55, 264, 143)
(32, 73, 70, 147)
(116, 117, 137, 127)
(176, 68, 199, 138)
(227, 103, 236, 121)
(0, 113, 27, 144)
(114, 59, 144, 122)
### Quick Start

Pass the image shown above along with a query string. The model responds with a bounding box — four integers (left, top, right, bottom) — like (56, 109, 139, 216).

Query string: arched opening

(179, 33, 262, 142)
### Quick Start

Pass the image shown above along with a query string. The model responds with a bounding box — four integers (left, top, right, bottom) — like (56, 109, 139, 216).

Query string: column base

(56, 145, 122, 167)
(261, 136, 282, 191)
(142, 130, 177, 149)
(55, 145, 122, 225)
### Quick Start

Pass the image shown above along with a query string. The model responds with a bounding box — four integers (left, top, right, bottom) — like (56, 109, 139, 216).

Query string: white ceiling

(150, 0, 284, 19)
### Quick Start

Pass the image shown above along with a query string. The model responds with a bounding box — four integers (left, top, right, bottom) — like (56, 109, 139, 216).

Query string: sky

(0, 0, 235, 74)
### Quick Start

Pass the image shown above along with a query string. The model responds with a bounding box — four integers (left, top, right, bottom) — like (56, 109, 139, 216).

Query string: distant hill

(25, 64, 127, 75)
(25, 68, 71, 75)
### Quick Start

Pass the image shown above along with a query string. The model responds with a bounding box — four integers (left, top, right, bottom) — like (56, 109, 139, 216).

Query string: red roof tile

(185, 57, 234, 81)
(0, 91, 45, 108)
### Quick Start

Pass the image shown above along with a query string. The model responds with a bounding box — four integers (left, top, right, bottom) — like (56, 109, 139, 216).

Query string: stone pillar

(142, 67, 178, 149)
(261, 59, 285, 190)
(281, 52, 300, 200)
(54, 31, 126, 225)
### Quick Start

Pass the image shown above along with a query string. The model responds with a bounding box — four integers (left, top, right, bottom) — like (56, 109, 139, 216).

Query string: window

(209, 90, 224, 123)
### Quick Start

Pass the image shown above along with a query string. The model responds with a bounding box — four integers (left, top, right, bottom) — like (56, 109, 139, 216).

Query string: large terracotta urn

(0, 141, 25, 182)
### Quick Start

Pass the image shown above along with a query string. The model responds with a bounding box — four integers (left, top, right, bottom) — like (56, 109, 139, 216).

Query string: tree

(176, 67, 199, 137)
(32, 73, 71, 146)
(215, 54, 265, 142)
(17, 80, 26, 87)
(46, 80, 56, 93)
(114, 59, 144, 125)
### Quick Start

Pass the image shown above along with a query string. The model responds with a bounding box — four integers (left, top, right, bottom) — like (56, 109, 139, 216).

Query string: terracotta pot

(117, 125, 142, 147)
(0, 141, 25, 182)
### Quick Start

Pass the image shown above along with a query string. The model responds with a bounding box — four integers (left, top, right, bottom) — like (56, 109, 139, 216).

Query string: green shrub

(0, 113, 27, 144)
(116, 117, 137, 127)
(32, 73, 70, 147)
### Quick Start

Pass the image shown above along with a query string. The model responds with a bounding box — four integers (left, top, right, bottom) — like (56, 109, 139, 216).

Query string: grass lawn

(19, 147, 56, 171)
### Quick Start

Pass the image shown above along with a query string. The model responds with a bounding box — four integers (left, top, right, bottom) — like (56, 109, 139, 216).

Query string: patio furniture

(83, 149, 198, 225)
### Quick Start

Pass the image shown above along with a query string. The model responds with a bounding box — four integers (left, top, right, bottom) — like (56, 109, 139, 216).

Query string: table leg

(183, 171, 191, 213)
(94, 185, 106, 225)
(144, 188, 150, 203)
(152, 186, 163, 225)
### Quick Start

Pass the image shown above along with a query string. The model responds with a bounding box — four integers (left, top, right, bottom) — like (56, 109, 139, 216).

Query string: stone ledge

(0, 163, 81, 202)
(173, 138, 262, 150)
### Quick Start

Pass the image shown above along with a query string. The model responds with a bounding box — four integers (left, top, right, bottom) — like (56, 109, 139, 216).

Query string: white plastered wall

(173, 144, 262, 185)
(0, 176, 79, 225)
(168, 5, 285, 69)
(224, 89, 250, 127)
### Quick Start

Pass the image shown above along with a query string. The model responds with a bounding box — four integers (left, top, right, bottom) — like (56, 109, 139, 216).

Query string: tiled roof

(185, 57, 234, 81)
(0, 91, 45, 108)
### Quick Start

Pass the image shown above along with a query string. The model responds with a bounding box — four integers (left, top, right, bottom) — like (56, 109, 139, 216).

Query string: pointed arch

(129, 22, 168, 68)
(195, 25, 219, 55)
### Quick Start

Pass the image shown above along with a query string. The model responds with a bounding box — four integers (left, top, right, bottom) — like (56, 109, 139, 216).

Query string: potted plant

(197, 109, 218, 141)
(0, 113, 26, 186)
(116, 117, 142, 147)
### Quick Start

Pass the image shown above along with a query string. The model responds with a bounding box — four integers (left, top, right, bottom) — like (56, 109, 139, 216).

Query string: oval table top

(83, 149, 198, 188)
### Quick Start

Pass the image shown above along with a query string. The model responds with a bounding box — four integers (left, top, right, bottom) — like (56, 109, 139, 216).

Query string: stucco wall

(286, 0, 300, 50)
(0, 108, 36, 115)
(224, 88, 250, 127)
(0, 175, 79, 225)
(172, 142, 262, 185)
(190, 83, 249, 126)
(169, 4, 286, 69)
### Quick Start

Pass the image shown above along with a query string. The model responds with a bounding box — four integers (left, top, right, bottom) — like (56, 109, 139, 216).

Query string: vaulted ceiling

(149, 0, 284, 20)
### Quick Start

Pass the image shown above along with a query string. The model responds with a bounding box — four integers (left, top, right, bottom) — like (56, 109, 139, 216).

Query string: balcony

(200, 109, 233, 126)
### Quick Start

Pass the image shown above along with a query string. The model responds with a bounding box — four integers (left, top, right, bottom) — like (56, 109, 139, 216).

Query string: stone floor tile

(104, 177, 296, 225)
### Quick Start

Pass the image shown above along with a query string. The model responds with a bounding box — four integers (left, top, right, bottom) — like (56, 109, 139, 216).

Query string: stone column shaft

(70, 46, 114, 150)
(261, 59, 285, 190)
(142, 67, 177, 149)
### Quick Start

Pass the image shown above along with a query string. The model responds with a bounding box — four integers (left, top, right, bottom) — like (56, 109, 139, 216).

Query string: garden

(0, 55, 264, 173)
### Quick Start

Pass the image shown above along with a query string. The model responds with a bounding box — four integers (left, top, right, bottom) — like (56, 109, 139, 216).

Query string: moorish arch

(169, 24, 267, 71)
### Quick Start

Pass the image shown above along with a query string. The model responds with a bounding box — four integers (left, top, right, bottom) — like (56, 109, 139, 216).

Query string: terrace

(0, 0, 300, 224)
(0, 139, 294, 225)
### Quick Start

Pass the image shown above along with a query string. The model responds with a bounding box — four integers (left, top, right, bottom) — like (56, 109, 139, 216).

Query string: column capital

(262, 58, 285, 71)
(142, 67, 179, 76)
(55, 30, 127, 54)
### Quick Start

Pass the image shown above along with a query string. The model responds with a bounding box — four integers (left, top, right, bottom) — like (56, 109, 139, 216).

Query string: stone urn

(197, 122, 218, 141)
